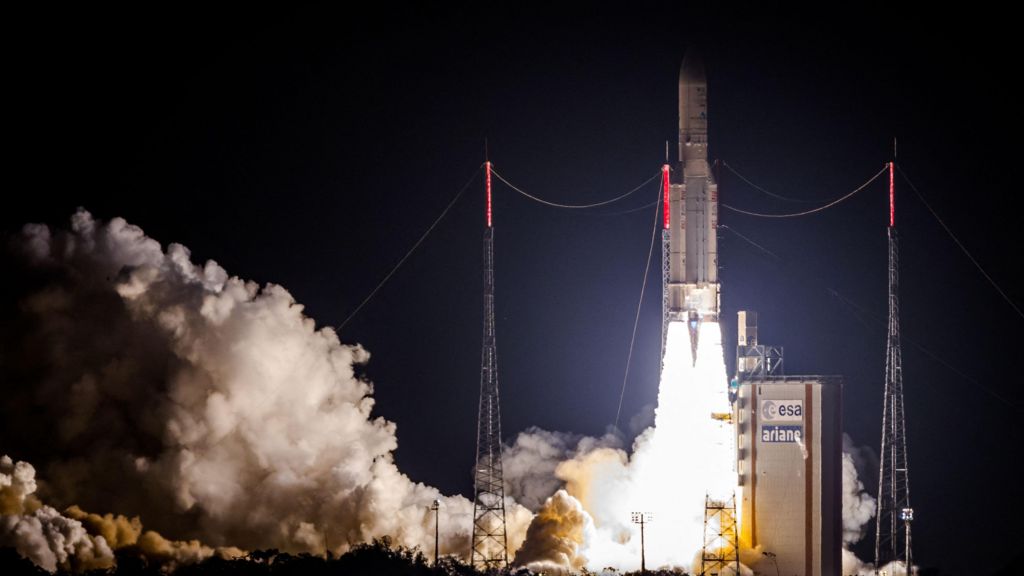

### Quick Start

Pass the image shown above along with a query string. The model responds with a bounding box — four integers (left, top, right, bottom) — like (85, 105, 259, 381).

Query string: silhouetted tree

(0, 547, 50, 575)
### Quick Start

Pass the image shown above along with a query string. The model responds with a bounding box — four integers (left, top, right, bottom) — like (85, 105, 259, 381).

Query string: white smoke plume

(1, 210, 890, 575)
(841, 434, 878, 574)
(1, 455, 114, 573)
(513, 490, 595, 575)
(502, 427, 622, 512)
(841, 434, 877, 545)
(840, 437, 915, 576)
(64, 505, 246, 568)
(502, 429, 577, 513)
(1, 455, 246, 573)
(0, 211, 532, 568)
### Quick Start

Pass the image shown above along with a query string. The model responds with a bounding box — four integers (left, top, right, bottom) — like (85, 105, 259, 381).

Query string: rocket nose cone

(680, 51, 706, 85)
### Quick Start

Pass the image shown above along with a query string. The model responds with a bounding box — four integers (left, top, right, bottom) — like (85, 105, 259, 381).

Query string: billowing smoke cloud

(2, 455, 114, 573)
(513, 490, 595, 575)
(502, 427, 622, 512)
(502, 429, 576, 513)
(841, 434, 877, 545)
(1, 455, 245, 573)
(0, 210, 891, 575)
(0, 211, 531, 569)
(841, 434, 878, 575)
(63, 505, 246, 567)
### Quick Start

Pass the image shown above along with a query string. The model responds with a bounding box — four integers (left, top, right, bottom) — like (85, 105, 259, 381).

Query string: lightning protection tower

(875, 161, 913, 573)
(471, 161, 508, 571)
(660, 163, 671, 365)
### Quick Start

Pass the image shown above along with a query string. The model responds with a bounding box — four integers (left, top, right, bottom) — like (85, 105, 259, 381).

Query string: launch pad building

(732, 312, 843, 576)
(733, 374, 843, 576)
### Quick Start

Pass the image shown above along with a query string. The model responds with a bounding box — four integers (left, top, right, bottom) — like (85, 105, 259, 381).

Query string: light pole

(430, 499, 441, 566)
(900, 507, 913, 576)
(630, 511, 653, 574)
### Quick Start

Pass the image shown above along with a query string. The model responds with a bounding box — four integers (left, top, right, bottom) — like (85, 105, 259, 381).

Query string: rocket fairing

(667, 52, 720, 335)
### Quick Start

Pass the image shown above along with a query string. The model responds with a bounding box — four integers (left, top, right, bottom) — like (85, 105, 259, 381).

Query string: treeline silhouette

(0, 540, 688, 576)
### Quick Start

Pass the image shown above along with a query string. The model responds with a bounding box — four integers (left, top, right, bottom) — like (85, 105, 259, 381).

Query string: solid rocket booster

(667, 52, 720, 330)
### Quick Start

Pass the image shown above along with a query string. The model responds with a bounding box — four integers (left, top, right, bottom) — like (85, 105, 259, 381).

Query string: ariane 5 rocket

(666, 51, 719, 349)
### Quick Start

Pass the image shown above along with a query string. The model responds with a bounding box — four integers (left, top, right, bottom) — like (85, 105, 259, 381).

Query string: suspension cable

(720, 223, 1021, 411)
(492, 168, 660, 209)
(721, 160, 841, 203)
(597, 199, 659, 217)
(718, 224, 782, 260)
(721, 165, 888, 218)
(614, 171, 664, 430)
(897, 164, 1024, 320)
(337, 164, 483, 331)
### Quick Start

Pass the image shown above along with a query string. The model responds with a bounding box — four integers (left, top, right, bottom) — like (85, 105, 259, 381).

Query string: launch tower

(471, 161, 509, 571)
(874, 162, 913, 573)
(733, 312, 843, 576)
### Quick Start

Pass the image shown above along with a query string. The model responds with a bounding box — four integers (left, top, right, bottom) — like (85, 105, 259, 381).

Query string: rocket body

(667, 53, 719, 331)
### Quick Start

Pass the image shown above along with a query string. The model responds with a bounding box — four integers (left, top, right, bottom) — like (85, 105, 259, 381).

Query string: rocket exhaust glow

(515, 319, 739, 573)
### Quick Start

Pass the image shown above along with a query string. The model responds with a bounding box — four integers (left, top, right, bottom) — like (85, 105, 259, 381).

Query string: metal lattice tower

(735, 311, 784, 381)
(661, 164, 671, 365)
(471, 161, 508, 571)
(700, 494, 739, 576)
(875, 162, 913, 573)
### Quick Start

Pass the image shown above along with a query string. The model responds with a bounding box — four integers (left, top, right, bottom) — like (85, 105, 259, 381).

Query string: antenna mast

(471, 160, 508, 570)
(875, 161, 913, 574)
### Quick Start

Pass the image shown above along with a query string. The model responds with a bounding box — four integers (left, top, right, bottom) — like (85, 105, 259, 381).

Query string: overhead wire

(614, 173, 664, 430)
(718, 224, 782, 261)
(721, 224, 880, 332)
(719, 224, 1021, 412)
(337, 164, 483, 331)
(335, 151, 1019, 413)
(720, 223, 877, 332)
(596, 199, 660, 217)
(721, 161, 831, 203)
(897, 164, 1024, 320)
(721, 164, 888, 218)
(492, 168, 660, 209)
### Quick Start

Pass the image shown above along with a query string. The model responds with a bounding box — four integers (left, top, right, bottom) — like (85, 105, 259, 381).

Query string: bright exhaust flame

(519, 320, 739, 572)
(626, 319, 736, 568)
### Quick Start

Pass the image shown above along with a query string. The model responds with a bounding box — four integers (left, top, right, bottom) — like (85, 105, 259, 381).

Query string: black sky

(6, 3, 1023, 574)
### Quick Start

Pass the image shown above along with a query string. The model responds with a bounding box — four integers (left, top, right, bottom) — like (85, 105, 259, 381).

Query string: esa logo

(760, 400, 803, 422)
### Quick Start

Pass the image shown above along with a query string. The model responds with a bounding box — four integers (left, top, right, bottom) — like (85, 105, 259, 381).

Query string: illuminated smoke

(3, 210, 885, 574)
(841, 435, 877, 545)
(840, 435, 882, 575)
(502, 429, 580, 513)
(515, 320, 739, 572)
(502, 427, 622, 512)
(1, 455, 115, 573)
(1, 455, 247, 573)
(63, 505, 246, 568)
(513, 490, 595, 574)
(0, 211, 532, 568)
(513, 321, 885, 574)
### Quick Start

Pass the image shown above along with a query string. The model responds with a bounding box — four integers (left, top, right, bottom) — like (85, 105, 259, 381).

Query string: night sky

(6, 4, 1022, 574)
